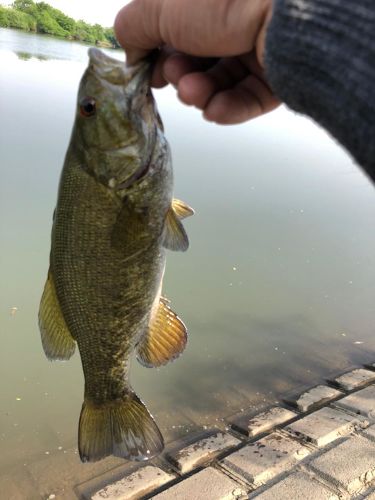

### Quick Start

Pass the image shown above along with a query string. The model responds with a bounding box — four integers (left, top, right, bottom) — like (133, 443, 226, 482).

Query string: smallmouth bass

(38, 48, 193, 463)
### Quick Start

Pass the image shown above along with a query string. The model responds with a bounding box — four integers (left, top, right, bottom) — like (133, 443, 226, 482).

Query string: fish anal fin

(38, 272, 76, 361)
(78, 392, 164, 462)
(136, 299, 187, 368)
(172, 198, 195, 219)
(162, 207, 189, 252)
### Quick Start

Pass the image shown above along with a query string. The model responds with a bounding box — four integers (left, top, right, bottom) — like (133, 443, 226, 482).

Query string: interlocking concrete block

(286, 407, 368, 447)
(335, 385, 375, 420)
(166, 431, 241, 474)
(91, 466, 175, 500)
(309, 437, 375, 495)
(250, 471, 339, 500)
(220, 432, 310, 487)
(363, 425, 375, 442)
(230, 406, 297, 437)
(152, 467, 246, 500)
(333, 369, 375, 391)
(290, 385, 343, 412)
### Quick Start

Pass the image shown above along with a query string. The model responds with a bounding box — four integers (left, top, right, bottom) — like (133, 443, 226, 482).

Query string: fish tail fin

(78, 392, 164, 463)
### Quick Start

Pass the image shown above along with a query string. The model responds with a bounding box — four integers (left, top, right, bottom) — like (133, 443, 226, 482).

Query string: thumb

(115, 0, 271, 65)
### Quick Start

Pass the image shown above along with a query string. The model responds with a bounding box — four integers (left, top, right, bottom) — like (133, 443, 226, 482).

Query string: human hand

(114, 0, 280, 124)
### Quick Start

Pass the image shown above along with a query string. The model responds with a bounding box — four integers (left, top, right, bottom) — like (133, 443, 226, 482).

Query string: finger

(203, 75, 280, 124)
(163, 53, 217, 86)
(115, 0, 164, 65)
(151, 47, 177, 88)
(176, 57, 249, 109)
(177, 72, 218, 108)
(115, 0, 271, 65)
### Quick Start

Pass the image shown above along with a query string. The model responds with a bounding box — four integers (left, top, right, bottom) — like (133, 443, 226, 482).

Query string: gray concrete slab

(230, 407, 297, 437)
(165, 431, 241, 474)
(151, 467, 247, 499)
(290, 385, 343, 412)
(333, 369, 375, 391)
(249, 471, 339, 499)
(91, 465, 175, 500)
(309, 436, 375, 495)
(286, 406, 368, 447)
(220, 432, 310, 487)
(335, 385, 375, 420)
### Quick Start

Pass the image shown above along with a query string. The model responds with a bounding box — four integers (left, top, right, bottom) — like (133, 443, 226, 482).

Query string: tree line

(0, 0, 120, 48)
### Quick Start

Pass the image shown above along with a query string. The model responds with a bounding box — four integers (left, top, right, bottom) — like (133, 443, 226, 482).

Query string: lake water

(1, 27, 374, 498)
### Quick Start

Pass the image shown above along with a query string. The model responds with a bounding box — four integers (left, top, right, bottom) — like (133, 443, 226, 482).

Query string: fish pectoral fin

(79, 392, 164, 462)
(172, 198, 195, 219)
(38, 271, 76, 361)
(136, 298, 188, 368)
(162, 206, 189, 252)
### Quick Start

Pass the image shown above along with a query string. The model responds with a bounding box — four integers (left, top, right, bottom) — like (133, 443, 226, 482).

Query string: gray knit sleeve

(264, 0, 375, 184)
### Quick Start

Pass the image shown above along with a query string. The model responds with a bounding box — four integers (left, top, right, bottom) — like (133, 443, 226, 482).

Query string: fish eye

(79, 97, 96, 117)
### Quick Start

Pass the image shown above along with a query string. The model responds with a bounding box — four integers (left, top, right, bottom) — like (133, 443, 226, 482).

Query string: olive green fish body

(52, 143, 170, 403)
(39, 49, 193, 462)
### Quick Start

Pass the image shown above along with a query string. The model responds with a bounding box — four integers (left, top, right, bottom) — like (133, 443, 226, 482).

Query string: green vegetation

(0, 0, 120, 48)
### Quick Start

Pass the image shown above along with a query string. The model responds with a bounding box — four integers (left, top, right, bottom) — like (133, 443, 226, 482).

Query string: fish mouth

(88, 47, 152, 90)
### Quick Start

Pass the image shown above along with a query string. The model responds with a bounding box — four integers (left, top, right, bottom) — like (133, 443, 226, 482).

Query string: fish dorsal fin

(136, 298, 187, 368)
(162, 206, 189, 252)
(172, 198, 195, 219)
(38, 272, 76, 360)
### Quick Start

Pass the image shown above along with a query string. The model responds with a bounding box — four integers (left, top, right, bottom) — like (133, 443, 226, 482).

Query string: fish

(38, 48, 194, 463)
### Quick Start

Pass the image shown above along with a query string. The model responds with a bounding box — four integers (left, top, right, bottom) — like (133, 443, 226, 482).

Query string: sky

(4, 0, 131, 26)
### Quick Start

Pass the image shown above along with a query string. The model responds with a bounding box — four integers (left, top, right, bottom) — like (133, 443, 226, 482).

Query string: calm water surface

(1, 28, 374, 497)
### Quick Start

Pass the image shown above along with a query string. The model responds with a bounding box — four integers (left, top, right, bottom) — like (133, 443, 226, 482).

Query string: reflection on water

(16, 51, 50, 61)
(0, 27, 121, 63)
(1, 27, 374, 497)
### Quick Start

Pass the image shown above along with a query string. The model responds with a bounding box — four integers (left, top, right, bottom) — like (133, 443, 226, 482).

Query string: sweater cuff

(264, 0, 375, 182)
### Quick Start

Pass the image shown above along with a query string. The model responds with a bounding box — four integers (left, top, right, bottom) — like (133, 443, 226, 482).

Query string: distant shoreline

(0, 25, 118, 49)
(0, 1, 120, 49)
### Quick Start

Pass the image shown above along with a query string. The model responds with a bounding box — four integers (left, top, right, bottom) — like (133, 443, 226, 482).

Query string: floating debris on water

(10, 307, 18, 316)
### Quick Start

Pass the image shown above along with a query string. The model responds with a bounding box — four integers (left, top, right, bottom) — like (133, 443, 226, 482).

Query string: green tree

(12, 0, 37, 16)
(104, 28, 120, 48)
(0, 5, 36, 31)
(2, 1, 119, 47)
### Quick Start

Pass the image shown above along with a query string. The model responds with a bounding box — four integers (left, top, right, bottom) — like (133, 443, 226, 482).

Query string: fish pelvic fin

(78, 392, 164, 463)
(172, 198, 195, 219)
(136, 298, 188, 368)
(38, 271, 76, 361)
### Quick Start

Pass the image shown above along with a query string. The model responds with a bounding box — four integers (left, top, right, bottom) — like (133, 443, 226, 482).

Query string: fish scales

(39, 48, 193, 463)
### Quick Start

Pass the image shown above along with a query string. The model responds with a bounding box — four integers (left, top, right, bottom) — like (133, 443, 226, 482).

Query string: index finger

(114, 0, 164, 64)
(115, 0, 268, 65)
